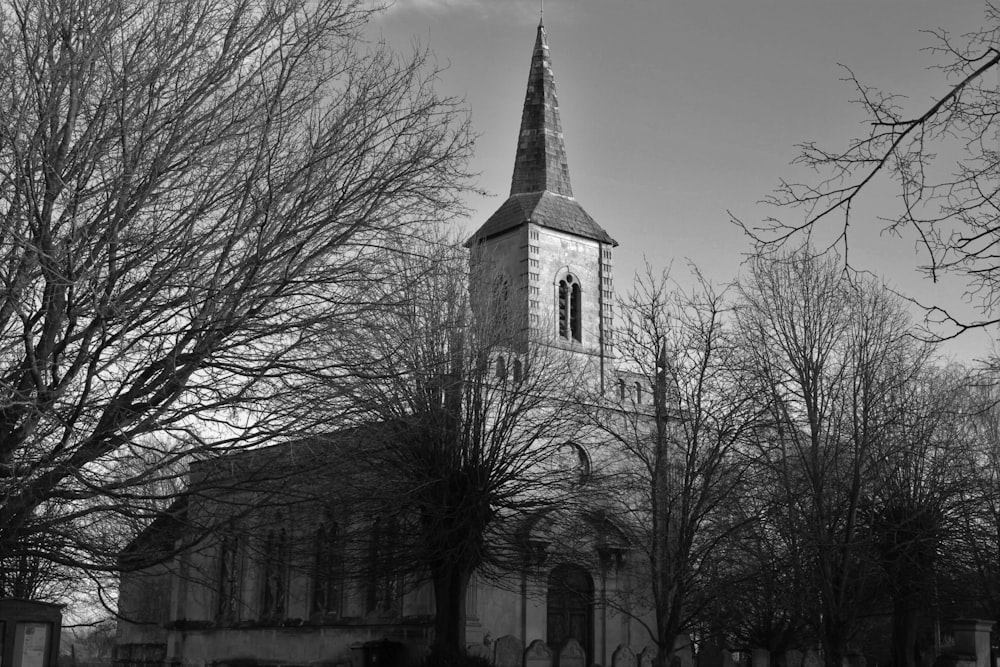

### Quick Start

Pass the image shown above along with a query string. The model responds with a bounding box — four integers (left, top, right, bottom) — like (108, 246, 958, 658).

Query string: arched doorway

(546, 564, 593, 665)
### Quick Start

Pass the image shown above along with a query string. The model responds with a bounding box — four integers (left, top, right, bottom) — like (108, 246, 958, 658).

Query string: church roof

(467, 21, 616, 248)
(467, 191, 616, 246)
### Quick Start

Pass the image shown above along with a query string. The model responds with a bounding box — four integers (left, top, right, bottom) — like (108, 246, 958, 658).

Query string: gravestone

(675, 635, 696, 667)
(639, 647, 659, 667)
(559, 638, 586, 667)
(494, 635, 524, 667)
(803, 649, 822, 667)
(613, 644, 638, 667)
(699, 643, 726, 667)
(785, 649, 804, 667)
(467, 644, 490, 660)
(526, 639, 553, 667)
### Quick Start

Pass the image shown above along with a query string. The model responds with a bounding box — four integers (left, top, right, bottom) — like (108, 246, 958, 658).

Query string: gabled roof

(467, 21, 616, 248)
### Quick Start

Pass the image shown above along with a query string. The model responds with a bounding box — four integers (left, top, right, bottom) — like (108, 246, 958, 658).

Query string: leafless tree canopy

(0, 0, 473, 594)
(736, 251, 938, 667)
(737, 1, 1000, 335)
(589, 266, 763, 667)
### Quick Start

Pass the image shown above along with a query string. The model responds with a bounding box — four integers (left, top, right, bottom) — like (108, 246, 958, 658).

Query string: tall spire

(466, 20, 615, 248)
(510, 22, 573, 197)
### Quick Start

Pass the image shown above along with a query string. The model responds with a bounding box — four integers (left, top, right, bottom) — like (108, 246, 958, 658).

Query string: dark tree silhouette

(0, 0, 473, 597)
(327, 239, 587, 651)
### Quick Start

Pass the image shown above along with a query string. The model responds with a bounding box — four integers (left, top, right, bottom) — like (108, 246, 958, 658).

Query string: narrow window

(312, 521, 341, 618)
(513, 358, 523, 384)
(618, 378, 626, 401)
(216, 527, 241, 623)
(367, 517, 400, 614)
(496, 355, 506, 379)
(558, 280, 569, 339)
(571, 282, 582, 342)
(492, 274, 510, 335)
(557, 274, 582, 342)
(260, 526, 287, 622)
(635, 382, 642, 404)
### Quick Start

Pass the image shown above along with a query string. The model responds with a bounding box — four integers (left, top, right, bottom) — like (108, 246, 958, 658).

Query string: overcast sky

(370, 0, 995, 361)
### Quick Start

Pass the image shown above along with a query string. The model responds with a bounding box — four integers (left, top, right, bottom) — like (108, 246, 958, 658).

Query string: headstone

(639, 647, 659, 667)
(560, 638, 587, 667)
(803, 649, 822, 667)
(468, 643, 490, 660)
(752, 649, 770, 667)
(525, 639, 553, 667)
(614, 644, 638, 667)
(699, 643, 725, 667)
(495, 635, 524, 667)
(786, 649, 804, 667)
(674, 635, 695, 667)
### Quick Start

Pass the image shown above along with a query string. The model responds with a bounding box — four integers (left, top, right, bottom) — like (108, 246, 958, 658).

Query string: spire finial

(540, 0, 543, 25)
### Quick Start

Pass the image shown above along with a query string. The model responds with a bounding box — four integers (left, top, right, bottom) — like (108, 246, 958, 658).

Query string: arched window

(618, 378, 626, 401)
(558, 274, 582, 343)
(556, 441, 592, 486)
(512, 358, 523, 384)
(635, 382, 642, 404)
(496, 355, 506, 380)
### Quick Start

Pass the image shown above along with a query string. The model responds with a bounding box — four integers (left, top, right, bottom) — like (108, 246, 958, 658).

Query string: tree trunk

(822, 616, 849, 667)
(891, 596, 920, 667)
(653, 641, 676, 667)
(431, 565, 471, 651)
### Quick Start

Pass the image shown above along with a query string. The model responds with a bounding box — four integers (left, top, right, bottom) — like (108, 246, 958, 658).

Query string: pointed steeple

(466, 22, 615, 248)
(510, 21, 573, 197)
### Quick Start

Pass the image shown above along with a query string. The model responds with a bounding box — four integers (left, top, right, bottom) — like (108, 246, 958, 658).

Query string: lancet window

(558, 274, 582, 342)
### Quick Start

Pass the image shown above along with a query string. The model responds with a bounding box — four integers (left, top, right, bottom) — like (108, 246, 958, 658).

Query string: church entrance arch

(546, 563, 593, 665)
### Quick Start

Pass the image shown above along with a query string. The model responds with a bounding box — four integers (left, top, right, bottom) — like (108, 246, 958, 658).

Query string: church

(115, 20, 673, 667)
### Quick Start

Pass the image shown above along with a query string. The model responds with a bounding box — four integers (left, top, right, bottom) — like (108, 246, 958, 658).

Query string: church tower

(466, 20, 617, 368)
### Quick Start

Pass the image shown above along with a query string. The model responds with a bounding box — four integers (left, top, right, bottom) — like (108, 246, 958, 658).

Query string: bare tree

(950, 376, 1000, 625)
(865, 365, 971, 667)
(737, 2, 1000, 335)
(0, 0, 473, 597)
(591, 266, 762, 667)
(736, 251, 933, 667)
(323, 237, 588, 651)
